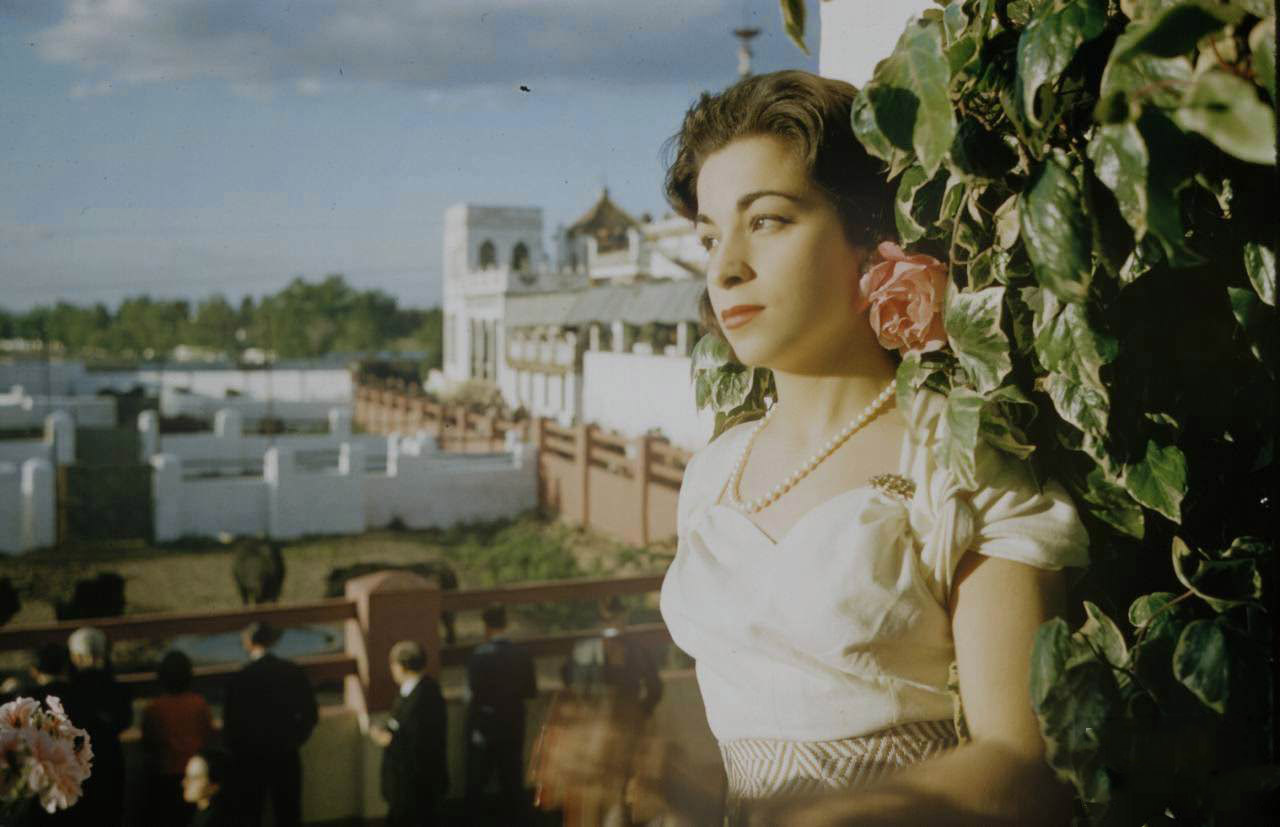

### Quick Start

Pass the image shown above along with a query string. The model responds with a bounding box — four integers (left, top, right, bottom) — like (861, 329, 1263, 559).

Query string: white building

(442, 190, 713, 446)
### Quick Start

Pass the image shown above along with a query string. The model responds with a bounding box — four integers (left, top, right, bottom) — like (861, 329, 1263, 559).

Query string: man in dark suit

(223, 621, 318, 827)
(59, 627, 131, 827)
(371, 640, 449, 826)
(465, 604, 537, 824)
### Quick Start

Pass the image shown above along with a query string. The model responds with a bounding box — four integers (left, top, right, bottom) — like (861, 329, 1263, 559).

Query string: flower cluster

(856, 241, 949, 355)
(0, 696, 93, 815)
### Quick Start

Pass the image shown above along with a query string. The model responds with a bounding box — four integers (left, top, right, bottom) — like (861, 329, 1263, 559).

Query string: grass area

(0, 512, 674, 671)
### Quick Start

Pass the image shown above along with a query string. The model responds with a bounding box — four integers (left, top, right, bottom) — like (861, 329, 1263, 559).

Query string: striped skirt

(718, 719, 960, 822)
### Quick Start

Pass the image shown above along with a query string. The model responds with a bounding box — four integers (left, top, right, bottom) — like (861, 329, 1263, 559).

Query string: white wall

(150, 460, 270, 541)
(159, 391, 351, 425)
(84, 367, 353, 402)
(582, 351, 714, 450)
(151, 436, 536, 543)
(0, 459, 55, 554)
(508, 367, 576, 423)
(0, 361, 87, 396)
(819, 0, 935, 86)
(0, 439, 52, 467)
(0, 389, 116, 429)
(141, 407, 371, 466)
(364, 434, 538, 530)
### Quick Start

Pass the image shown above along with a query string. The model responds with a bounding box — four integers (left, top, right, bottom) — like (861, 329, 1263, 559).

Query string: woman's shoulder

(676, 419, 757, 526)
(683, 419, 755, 490)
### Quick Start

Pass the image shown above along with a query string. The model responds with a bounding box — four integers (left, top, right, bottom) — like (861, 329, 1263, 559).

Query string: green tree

(112, 297, 190, 358)
(185, 294, 241, 357)
(411, 307, 444, 370)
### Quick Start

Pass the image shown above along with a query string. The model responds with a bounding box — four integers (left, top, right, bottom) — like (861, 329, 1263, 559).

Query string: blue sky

(1, 0, 818, 311)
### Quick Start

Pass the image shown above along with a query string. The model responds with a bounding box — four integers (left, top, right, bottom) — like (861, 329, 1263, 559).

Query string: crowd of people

(0, 600, 657, 826)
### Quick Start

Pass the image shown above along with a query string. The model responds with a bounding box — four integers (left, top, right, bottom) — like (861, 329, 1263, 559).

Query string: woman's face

(695, 135, 867, 372)
(182, 756, 216, 805)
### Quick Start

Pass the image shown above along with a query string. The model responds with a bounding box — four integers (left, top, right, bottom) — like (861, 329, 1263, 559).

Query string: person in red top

(142, 650, 214, 826)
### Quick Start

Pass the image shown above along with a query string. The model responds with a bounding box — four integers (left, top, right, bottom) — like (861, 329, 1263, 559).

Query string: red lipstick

(720, 305, 764, 330)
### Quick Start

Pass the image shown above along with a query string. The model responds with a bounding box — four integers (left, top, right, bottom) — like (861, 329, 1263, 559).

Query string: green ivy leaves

(1244, 242, 1276, 307)
(944, 283, 1011, 392)
(1031, 619, 1120, 806)
(1018, 0, 1107, 126)
(1088, 117, 1197, 267)
(894, 166, 945, 243)
(1228, 286, 1279, 378)
(866, 19, 957, 177)
(778, 0, 808, 55)
(1250, 17, 1275, 101)
(1115, 2, 1242, 61)
(1173, 620, 1229, 713)
(1027, 288, 1117, 441)
(690, 332, 775, 440)
(937, 386, 984, 489)
(1123, 438, 1189, 522)
(1022, 156, 1093, 303)
(1174, 70, 1277, 165)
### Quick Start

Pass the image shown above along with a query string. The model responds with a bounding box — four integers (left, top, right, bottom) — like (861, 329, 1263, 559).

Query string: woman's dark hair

(157, 649, 194, 694)
(663, 70, 898, 345)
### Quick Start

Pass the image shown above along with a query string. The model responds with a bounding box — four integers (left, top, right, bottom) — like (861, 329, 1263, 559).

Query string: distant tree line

(0, 274, 442, 368)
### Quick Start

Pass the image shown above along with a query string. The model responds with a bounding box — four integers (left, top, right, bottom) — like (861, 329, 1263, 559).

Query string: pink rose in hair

(856, 241, 949, 354)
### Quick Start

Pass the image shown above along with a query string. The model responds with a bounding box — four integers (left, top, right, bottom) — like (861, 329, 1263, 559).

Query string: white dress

(659, 388, 1089, 806)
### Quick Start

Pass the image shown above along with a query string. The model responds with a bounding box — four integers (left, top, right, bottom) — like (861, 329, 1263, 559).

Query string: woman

(648, 70, 1090, 825)
(142, 650, 215, 826)
(183, 748, 236, 827)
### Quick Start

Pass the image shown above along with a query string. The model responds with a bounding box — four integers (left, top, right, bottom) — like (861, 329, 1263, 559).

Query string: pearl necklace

(727, 381, 896, 514)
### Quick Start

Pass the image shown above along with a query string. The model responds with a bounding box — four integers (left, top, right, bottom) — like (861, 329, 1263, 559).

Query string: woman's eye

(699, 235, 719, 252)
(749, 215, 786, 231)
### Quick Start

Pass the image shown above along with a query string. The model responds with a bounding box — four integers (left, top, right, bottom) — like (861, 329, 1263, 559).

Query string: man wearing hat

(224, 621, 318, 827)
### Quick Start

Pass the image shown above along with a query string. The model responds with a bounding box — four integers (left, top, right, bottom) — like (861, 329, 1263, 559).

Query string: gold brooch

(868, 473, 916, 501)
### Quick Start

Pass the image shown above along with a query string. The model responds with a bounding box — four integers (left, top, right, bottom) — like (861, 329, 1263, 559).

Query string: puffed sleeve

(675, 423, 749, 546)
(903, 389, 1090, 608)
(676, 448, 708, 548)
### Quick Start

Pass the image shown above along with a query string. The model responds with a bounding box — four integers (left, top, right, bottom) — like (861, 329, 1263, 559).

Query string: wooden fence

(535, 419, 690, 547)
(0, 572, 667, 714)
(353, 383, 529, 452)
(353, 382, 693, 546)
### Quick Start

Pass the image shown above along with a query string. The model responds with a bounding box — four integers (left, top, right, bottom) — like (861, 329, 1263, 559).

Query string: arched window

(478, 240, 497, 269)
(511, 241, 530, 272)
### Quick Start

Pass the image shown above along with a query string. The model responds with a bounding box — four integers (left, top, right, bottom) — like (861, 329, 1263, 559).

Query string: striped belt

(718, 719, 959, 813)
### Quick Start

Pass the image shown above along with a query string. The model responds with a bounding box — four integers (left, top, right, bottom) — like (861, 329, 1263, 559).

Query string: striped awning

(505, 279, 703, 330)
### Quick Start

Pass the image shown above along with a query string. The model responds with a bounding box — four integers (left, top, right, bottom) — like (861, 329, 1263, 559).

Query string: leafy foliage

(739, 2, 1279, 822)
(0, 274, 440, 365)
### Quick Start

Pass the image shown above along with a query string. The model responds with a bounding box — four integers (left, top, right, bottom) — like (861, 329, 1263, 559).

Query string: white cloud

(35, 0, 788, 96)
(69, 79, 114, 97)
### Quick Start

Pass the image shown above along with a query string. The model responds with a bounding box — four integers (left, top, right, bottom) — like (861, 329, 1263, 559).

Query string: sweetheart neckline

(707, 483, 907, 548)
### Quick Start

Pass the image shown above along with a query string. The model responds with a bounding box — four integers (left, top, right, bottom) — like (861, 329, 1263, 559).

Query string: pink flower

(22, 729, 89, 813)
(0, 698, 40, 730)
(0, 697, 92, 813)
(856, 241, 949, 354)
